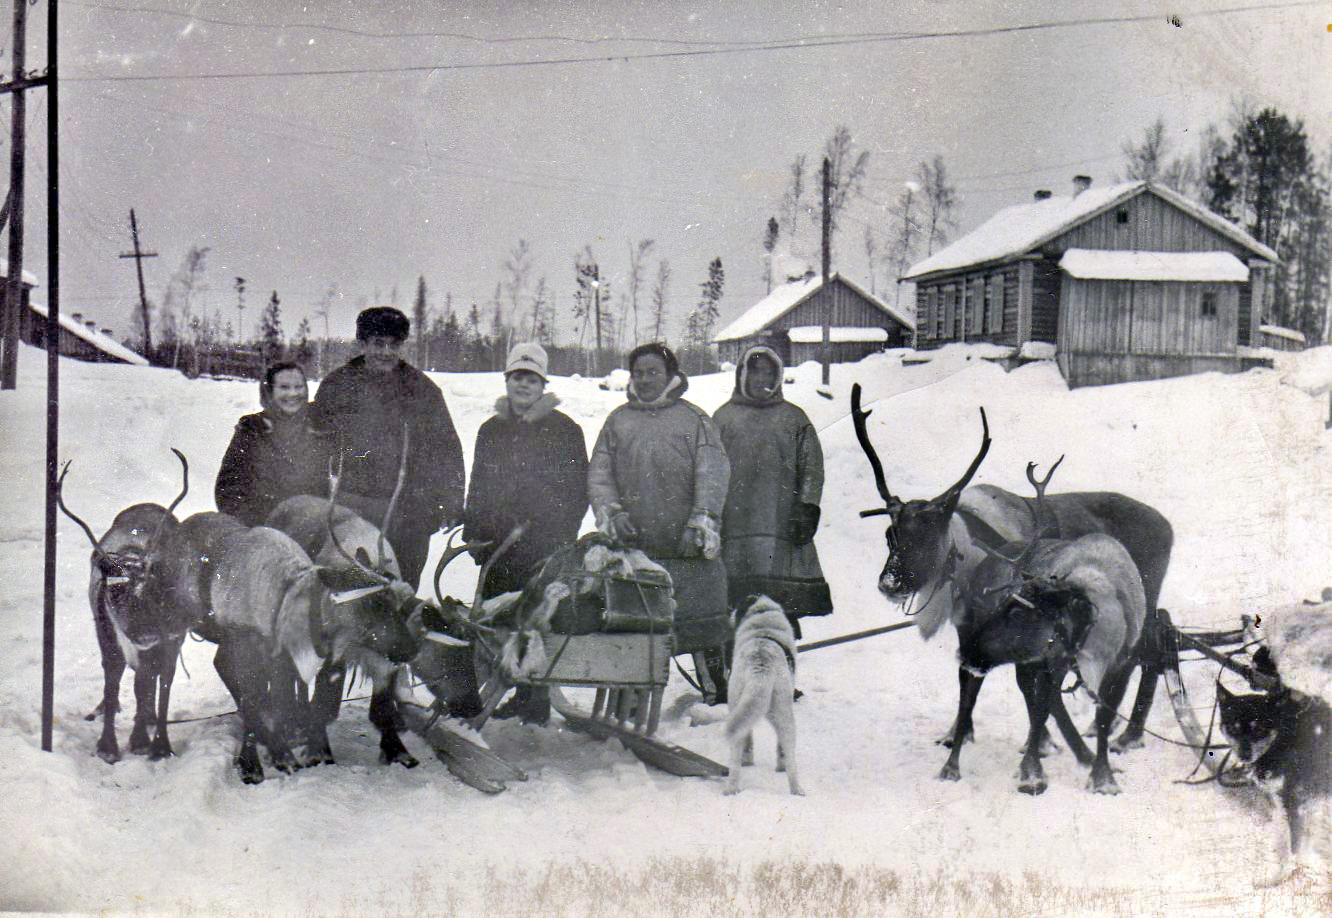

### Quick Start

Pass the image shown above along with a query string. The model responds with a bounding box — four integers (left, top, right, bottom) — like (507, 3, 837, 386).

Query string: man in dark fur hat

(311, 306, 466, 590)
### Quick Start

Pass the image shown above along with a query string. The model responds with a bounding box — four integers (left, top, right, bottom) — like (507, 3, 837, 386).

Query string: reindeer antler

(935, 408, 991, 512)
(851, 384, 895, 517)
(143, 448, 190, 556)
(1024, 455, 1064, 541)
(55, 461, 102, 551)
(326, 453, 392, 586)
(432, 527, 491, 610)
(377, 423, 410, 570)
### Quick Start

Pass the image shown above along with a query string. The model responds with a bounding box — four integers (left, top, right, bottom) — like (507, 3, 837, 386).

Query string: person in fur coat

(588, 342, 733, 702)
(215, 362, 330, 526)
(713, 345, 832, 638)
(460, 343, 589, 723)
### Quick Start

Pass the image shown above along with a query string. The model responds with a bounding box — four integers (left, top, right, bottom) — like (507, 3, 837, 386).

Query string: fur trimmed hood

(627, 372, 689, 409)
(730, 345, 784, 407)
(734, 595, 797, 671)
(493, 392, 561, 423)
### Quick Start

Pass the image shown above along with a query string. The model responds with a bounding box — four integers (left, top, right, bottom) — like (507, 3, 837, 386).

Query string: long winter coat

(215, 393, 330, 527)
(588, 374, 730, 560)
(588, 373, 732, 652)
(713, 348, 832, 619)
(310, 356, 465, 585)
(464, 394, 589, 598)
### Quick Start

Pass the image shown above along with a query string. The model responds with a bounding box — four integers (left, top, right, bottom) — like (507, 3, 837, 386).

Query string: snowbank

(1276, 345, 1332, 396)
(2, 342, 1331, 912)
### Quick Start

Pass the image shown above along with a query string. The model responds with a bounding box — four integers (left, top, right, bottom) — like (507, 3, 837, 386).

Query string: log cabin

(902, 177, 1283, 388)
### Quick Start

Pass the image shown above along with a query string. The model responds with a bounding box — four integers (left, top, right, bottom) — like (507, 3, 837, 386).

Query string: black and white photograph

(1, 1, 1330, 914)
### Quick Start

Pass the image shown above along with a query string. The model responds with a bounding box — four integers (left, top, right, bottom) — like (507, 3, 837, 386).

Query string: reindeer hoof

(937, 763, 961, 782)
(1089, 773, 1121, 795)
(302, 748, 336, 767)
(1110, 731, 1145, 754)
(1018, 779, 1048, 796)
(789, 784, 806, 797)
(271, 751, 301, 774)
(96, 744, 121, 765)
(128, 732, 152, 756)
(148, 741, 174, 762)
(722, 783, 741, 796)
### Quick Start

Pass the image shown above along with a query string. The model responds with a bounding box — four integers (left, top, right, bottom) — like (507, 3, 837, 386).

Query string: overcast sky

(12, 0, 1332, 346)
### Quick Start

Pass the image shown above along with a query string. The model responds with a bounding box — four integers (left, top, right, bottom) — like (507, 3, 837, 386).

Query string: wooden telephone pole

(0, 0, 39, 390)
(120, 209, 157, 356)
(820, 156, 832, 387)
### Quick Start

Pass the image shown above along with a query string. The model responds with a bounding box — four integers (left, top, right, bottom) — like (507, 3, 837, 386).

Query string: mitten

(679, 511, 722, 560)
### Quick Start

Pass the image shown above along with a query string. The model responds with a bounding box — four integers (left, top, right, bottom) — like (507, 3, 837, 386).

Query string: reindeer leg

(1015, 664, 1052, 795)
(938, 666, 980, 748)
(148, 643, 178, 760)
(128, 663, 157, 755)
(303, 663, 343, 765)
(370, 672, 418, 769)
(1049, 694, 1096, 765)
(214, 642, 265, 785)
(94, 625, 126, 763)
(1089, 661, 1133, 794)
(939, 668, 985, 781)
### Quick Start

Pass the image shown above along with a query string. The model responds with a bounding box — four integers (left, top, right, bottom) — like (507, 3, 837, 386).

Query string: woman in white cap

(462, 342, 589, 723)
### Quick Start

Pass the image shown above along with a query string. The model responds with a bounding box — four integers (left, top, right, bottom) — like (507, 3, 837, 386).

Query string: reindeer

(266, 492, 424, 768)
(943, 459, 1147, 794)
(57, 450, 189, 763)
(850, 383, 1173, 757)
(144, 510, 418, 783)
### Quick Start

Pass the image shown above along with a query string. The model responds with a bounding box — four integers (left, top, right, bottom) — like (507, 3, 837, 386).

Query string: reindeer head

(852, 384, 990, 601)
(59, 451, 191, 650)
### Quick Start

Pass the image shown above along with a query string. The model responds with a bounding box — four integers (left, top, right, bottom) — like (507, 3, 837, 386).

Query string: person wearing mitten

(588, 342, 732, 703)
(714, 345, 833, 649)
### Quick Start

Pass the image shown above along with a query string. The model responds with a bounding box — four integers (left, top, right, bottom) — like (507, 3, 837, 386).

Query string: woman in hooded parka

(588, 343, 733, 703)
(713, 345, 832, 637)
(215, 362, 330, 526)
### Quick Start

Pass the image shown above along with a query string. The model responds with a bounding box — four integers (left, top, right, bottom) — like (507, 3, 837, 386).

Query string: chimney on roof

(85, 320, 97, 331)
(1072, 175, 1092, 198)
(100, 327, 114, 337)
(1033, 189, 1053, 202)
(71, 311, 83, 323)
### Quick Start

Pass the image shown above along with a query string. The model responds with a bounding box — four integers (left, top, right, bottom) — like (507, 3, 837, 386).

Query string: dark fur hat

(627, 341, 679, 378)
(356, 306, 410, 342)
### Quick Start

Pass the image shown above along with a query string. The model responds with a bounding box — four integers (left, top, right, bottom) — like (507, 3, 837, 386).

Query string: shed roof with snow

(713, 272, 912, 343)
(1058, 249, 1250, 283)
(28, 301, 149, 366)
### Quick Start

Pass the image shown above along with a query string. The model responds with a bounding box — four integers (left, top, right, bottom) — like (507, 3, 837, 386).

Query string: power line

(65, 0, 805, 48)
(61, 2, 1322, 84)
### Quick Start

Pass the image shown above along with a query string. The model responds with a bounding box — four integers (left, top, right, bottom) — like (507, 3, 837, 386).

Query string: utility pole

(234, 276, 246, 343)
(1, 0, 33, 390)
(592, 268, 602, 376)
(119, 209, 157, 358)
(314, 285, 332, 377)
(820, 155, 832, 387)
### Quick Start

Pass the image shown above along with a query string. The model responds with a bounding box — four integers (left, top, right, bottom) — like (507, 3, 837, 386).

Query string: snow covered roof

(1059, 249, 1249, 282)
(903, 182, 1278, 280)
(787, 326, 889, 343)
(1258, 324, 1306, 344)
(0, 257, 40, 287)
(712, 272, 912, 343)
(27, 301, 149, 366)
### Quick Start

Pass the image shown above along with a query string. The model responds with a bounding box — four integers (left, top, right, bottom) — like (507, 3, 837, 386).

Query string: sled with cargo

(410, 526, 728, 793)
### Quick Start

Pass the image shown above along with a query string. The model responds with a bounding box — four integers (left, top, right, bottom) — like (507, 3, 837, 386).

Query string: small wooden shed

(713, 271, 913, 366)
(902, 179, 1280, 388)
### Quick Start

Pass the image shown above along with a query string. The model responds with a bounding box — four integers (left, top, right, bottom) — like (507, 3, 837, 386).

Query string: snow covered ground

(1, 344, 1330, 915)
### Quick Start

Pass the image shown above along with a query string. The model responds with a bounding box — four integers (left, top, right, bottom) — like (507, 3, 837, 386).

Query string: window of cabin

(1116, 209, 1129, 224)
(971, 278, 985, 334)
(923, 287, 938, 339)
(987, 274, 1005, 333)
(1200, 290, 1217, 318)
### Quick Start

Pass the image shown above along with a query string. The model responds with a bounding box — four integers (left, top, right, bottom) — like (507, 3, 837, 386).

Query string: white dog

(724, 595, 804, 796)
